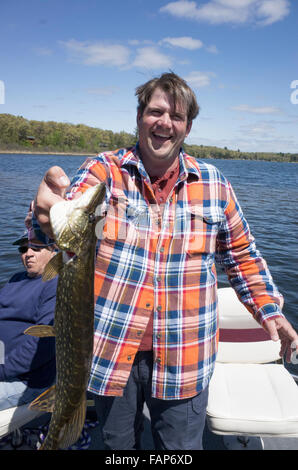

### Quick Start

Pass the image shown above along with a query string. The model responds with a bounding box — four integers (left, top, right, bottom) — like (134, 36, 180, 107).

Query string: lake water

(0, 153, 297, 374)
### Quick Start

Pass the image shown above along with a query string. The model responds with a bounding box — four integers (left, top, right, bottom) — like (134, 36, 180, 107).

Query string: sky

(0, 0, 298, 153)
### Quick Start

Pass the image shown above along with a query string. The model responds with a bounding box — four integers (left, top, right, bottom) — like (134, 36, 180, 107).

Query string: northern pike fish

(25, 183, 106, 450)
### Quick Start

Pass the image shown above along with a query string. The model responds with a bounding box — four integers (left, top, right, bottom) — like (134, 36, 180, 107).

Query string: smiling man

(32, 72, 298, 450)
(0, 229, 57, 411)
(136, 84, 193, 175)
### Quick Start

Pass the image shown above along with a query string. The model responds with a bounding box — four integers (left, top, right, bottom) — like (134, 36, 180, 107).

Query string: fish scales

(25, 183, 106, 450)
(45, 249, 94, 448)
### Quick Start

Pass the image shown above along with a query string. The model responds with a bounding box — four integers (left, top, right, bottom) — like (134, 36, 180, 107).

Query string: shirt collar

(180, 150, 201, 181)
(119, 143, 201, 182)
(119, 144, 149, 181)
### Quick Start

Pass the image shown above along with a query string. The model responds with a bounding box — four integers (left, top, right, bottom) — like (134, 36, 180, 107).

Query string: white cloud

(160, 0, 290, 26)
(87, 87, 118, 96)
(256, 0, 290, 26)
(216, 0, 256, 7)
(231, 104, 281, 114)
(205, 44, 218, 54)
(160, 36, 203, 50)
(132, 47, 172, 69)
(184, 71, 215, 88)
(128, 39, 154, 46)
(60, 39, 130, 67)
(160, 1, 199, 19)
(34, 47, 53, 56)
(60, 40, 174, 71)
(128, 40, 141, 46)
(239, 121, 275, 136)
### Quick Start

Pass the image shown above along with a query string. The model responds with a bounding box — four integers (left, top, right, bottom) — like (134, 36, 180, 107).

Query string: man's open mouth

(152, 132, 172, 143)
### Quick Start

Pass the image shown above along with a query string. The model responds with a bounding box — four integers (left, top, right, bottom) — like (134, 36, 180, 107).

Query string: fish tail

(57, 393, 87, 449)
(38, 394, 86, 450)
(39, 435, 59, 450)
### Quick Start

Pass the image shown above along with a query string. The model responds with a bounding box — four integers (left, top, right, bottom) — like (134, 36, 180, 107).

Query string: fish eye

(88, 213, 95, 223)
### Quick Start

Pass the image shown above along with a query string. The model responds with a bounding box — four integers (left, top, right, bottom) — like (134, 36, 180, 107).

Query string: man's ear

(137, 109, 142, 125)
(185, 120, 192, 138)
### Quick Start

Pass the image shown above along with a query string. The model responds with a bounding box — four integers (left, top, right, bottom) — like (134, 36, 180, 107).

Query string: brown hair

(135, 72, 199, 124)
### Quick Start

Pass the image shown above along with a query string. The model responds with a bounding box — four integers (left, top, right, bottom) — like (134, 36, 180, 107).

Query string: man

(32, 72, 298, 450)
(0, 229, 57, 411)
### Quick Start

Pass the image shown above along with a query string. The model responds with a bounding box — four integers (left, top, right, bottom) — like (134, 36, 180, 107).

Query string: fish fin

(42, 252, 63, 281)
(24, 324, 56, 337)
(58, 394, 87, 449)
(29, 384, 56, 412)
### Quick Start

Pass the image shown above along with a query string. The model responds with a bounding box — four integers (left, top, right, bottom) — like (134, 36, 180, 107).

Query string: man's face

(20, 239, 54, 278)
(137, 87, 192, 170)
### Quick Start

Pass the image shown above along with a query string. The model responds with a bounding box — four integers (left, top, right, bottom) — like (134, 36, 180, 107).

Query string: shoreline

(0, 149, 296, 163)
(0, 150, 96, 156)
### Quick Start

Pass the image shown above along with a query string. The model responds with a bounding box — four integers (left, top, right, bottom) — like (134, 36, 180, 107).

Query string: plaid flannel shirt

(66, 145, 284, 400)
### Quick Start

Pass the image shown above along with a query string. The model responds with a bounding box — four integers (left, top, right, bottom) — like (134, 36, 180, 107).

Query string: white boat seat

(207, 363, 298, 437)
(0, 405, 43, 438)
(206, 287, 298, 439)
(0, 397, 95, 440)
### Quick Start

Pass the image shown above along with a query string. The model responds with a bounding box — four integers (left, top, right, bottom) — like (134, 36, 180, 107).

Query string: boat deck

(1, 404, 298, 451)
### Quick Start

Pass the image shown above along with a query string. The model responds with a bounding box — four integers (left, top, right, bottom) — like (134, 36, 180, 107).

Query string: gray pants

(92, 351, 209, 450)
(0, 379, 49, 411)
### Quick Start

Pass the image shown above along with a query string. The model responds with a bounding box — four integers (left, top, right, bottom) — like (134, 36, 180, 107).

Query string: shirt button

(157, 305, 162, 311)
(156, 333, 162, 339)
(160, 246, 165, 253)
(127, 356, 132, 361)
(137, 330, 142, 336)
(156, 276, 162, 282)
(146, 302, 151, 308)
(156, 357, 161, 364)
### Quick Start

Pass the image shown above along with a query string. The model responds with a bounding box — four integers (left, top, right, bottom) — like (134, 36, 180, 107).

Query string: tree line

(0, 113, 297, 162)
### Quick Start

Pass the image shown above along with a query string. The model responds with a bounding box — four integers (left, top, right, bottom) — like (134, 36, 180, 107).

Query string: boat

(1, 287, 298, 451)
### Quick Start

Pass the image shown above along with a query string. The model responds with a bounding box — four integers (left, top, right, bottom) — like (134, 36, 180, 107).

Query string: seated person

(0, 228, 57, 411)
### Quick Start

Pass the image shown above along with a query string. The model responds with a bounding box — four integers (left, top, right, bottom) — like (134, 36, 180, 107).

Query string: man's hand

(263, 316, 298, 363)
(34, 166, 70, 238)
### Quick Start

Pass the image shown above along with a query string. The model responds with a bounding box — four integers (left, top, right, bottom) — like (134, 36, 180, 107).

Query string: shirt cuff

(255, 303, 285, 326)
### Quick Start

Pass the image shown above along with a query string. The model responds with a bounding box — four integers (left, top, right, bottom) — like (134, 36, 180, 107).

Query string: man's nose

(157, 112, 172, 127)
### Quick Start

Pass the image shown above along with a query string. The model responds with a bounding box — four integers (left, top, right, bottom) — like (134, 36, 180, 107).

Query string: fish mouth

(50, 184, 105, 253)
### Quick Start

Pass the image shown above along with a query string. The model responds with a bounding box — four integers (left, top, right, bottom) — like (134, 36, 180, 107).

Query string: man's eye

(172, 114, 184, 121)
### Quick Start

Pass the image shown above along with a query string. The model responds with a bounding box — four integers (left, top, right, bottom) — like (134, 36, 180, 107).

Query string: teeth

(154, 133, 170, 138)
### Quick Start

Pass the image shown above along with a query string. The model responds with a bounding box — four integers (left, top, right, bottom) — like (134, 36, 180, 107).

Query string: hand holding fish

(34, 166, 71, 238)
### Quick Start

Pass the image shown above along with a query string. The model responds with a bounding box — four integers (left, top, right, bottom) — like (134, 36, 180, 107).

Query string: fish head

(49, 183, 106, 255)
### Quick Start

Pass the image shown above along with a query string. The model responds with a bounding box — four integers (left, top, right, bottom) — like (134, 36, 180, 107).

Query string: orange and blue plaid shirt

(67, 145, 284, 400)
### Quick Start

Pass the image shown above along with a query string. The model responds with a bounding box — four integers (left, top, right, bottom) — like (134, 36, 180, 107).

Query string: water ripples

(0, 153, 297, 373)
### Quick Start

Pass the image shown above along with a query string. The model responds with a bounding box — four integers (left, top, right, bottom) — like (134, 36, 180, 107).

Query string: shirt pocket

(102, 196, 146, 247)
(186, 206, 224, 255)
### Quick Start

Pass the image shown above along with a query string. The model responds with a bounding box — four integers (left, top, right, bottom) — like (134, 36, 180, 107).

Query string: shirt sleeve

(0, 277, 57, 381)
(215, 181, 284, 326)
(66, 155, 111, 202)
